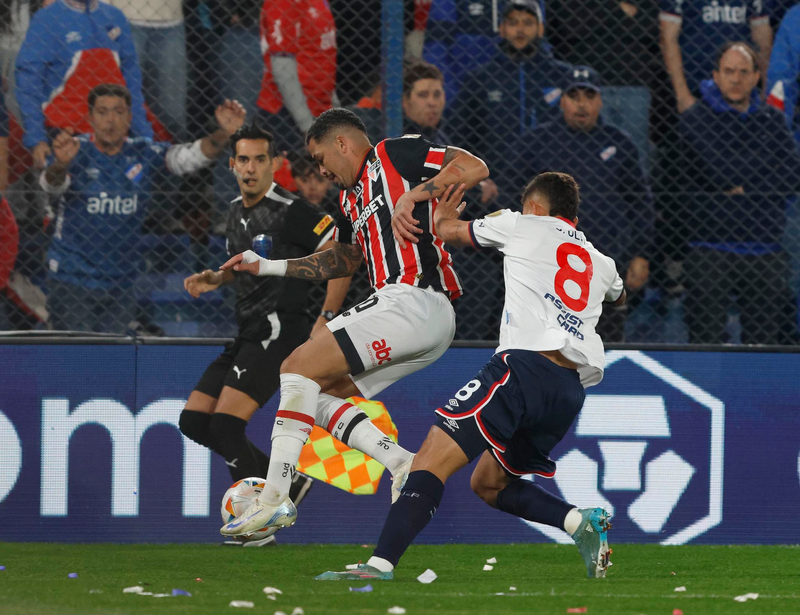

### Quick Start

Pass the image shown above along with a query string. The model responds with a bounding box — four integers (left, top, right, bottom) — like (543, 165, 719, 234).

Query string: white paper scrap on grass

(483, 564, 494, 571)
(417, 569, 437, 584)
(291, 608, 305, 615)
(229, 600, 255, 608)
(674, 586, 687, 592)
(734, 593, 759, 602)
(486, 557, 497, 564)
(387, 608, 406, 615)
(123, 586, 144, 594)
(509, 586, 516, 591)
(263, 587, 283, 595)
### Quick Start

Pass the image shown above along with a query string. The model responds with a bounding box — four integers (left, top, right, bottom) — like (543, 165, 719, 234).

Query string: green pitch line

(0, 543, 797, 615)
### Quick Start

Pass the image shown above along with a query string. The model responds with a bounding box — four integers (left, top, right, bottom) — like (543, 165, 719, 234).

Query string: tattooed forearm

(285, 243, 363, 280)
(420, 179, 438, 196)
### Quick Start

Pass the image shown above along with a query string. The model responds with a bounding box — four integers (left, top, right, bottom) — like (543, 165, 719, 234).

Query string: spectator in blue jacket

(766, 5, 800, 302)
(659, 0, 772, 114)
(40, 84, 245, 333)
(505, 66, 654, 342)
(15, 0, 152, 168)
(447, 0, 569, 178)
(767, 4, 800, 145)
(673, 42, 800, 344)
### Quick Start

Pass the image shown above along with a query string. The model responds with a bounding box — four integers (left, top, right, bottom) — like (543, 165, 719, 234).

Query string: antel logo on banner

(523, 350, 725, 545)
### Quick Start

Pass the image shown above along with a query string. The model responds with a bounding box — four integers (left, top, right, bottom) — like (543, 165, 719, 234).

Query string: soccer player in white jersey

(317, 172, 625, 581)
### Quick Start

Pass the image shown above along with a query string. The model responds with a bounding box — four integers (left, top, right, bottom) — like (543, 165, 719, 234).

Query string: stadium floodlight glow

(522, 350, 725, 546)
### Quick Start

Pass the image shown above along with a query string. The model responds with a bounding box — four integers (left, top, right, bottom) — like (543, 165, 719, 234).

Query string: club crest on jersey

(600, 146, 617, 162)
(367, 158, 382, 182)
(125, 163, 143, 181)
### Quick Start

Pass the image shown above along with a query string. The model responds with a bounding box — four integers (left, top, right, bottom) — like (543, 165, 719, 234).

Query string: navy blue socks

(495, 479, 573, 529)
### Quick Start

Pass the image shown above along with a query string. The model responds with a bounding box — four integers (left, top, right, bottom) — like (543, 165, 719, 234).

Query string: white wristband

(240, 250, 288, 277)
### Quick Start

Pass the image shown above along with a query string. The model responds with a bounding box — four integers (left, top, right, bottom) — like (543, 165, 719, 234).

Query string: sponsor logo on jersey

(371, 339, 392, 365)
(107, 26, 122, 41)
(66, 31, 81, 43)
(599, 146, 617, 162)
(86, 193, 139, 215)
(125, 163, 143, 181)
(354, 194, 386, 233)
(313, 214, 334, 236)
(544, 293, 586, 340)
(702, 1, 747, 24)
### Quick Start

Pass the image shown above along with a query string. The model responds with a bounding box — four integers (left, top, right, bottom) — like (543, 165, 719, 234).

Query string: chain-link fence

(0, 0, 798, 344)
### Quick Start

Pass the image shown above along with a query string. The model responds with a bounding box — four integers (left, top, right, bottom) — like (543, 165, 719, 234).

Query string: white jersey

(469, 210, 623, 387)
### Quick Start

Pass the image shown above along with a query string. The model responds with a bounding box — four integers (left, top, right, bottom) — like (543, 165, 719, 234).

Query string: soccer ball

(221, 477, 266, 526)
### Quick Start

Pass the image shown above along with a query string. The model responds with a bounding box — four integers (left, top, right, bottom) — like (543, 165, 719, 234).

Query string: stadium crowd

(0, 0, 799, 344)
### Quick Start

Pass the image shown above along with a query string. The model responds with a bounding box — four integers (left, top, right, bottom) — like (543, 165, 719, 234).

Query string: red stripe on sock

(326, 402, 355, 433)
(276, 410, 316, 427)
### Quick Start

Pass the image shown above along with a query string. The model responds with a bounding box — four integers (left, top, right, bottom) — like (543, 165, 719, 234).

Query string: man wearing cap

(448, 0, 570, 177)
(505, 66, 654, 342)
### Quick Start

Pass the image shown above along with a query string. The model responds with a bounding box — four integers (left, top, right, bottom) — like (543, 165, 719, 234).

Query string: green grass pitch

(0, 543, 797, 614)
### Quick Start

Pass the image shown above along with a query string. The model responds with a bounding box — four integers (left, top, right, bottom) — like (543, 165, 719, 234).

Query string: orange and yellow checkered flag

(297, 396, 398, 495)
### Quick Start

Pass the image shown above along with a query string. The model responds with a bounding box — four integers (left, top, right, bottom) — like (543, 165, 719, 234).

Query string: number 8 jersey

(469, 210, 624, 387)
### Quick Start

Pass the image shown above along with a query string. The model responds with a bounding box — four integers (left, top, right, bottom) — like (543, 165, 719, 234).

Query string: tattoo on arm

(286, 243, 363, 280)
(420, 179, 438, 196)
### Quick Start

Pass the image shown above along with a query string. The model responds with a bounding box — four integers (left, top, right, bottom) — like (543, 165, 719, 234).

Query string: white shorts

(326, 284, 456, 398)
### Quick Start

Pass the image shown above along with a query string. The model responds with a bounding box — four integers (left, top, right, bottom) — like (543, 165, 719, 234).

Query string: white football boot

(220, 496, 297, 537)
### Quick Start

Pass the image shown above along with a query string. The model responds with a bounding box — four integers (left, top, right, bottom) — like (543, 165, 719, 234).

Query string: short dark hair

(230, 121, 276, 158)
(715, 41, 758, 72)
(290, 152, 320, 179)
(305, 108, 368, 145)
(521, 172, 580, 220)
(403, 60, 444, 96)
(88, 84, 131, 110)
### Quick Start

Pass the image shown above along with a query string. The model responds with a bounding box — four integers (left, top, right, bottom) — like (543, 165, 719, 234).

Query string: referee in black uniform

(180, 122, 347, 546)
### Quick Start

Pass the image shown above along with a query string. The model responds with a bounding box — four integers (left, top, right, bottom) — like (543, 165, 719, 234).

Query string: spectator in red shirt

(256, 0, 337, 156)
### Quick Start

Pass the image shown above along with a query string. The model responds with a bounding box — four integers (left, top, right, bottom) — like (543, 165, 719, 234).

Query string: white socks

(263, 374, 320, 505)
(564, 508, 582, 536)
(366, 556, 394, 572)
(316, 393, 412, 476)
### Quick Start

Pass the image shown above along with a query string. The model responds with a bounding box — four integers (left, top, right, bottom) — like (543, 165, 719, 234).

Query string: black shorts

(435, 350, 586, 477)
(194, 314, 311, 407)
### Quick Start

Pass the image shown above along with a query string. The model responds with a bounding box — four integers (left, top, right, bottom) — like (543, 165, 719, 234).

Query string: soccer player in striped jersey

(218, 108, 489, 538)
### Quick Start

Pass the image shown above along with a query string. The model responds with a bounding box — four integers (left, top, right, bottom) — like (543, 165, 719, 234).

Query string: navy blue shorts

(435, 350, 585, 477)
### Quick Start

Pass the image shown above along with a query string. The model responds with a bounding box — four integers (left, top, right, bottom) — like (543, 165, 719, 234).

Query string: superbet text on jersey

(333, 136, 463, 300)
(469, 210, 624, 387)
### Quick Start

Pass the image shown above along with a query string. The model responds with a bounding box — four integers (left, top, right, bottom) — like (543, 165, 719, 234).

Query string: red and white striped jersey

(333, 135, 464, 300)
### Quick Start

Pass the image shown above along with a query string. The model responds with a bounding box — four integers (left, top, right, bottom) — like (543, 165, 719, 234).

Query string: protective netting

(0, 0, 798, 344)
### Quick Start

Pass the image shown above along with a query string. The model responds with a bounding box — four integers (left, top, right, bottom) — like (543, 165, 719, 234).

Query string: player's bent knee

(470, 473, 500, 507)
(179, 409, 214, 447)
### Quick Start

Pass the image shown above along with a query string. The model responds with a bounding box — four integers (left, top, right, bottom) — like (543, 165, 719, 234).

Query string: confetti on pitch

(672, 609, 683, 615)
(734, 593, 759, 602)
(567, 608, 588, 614)
(152, 593, 171, 598)
(68, 573, 78, 578)
(486, 557, 497, 564)
(195, 578, 204, 582)
(0, 566, 5, 571)
(172, 589, 191, 597)
(230, 600, 255, 608)
(387, 608, 406, 615)
(263, 587, 283, 596)
(674, 586, 687, 592)
(89, 590, 102, 594)
(483, 564, 494, 571)
(123, 586, 145, 594)
(291, 608, 305, 615)
(273, 612, 287, 615)
(417, 569, 437, 584)
(509, 586, 517, 591)
(349, 584, 373, 593)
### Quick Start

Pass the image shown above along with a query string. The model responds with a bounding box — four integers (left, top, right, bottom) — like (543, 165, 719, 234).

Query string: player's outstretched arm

(184, 269, 233, 298)
(433, 183, 474, 248)
(393, 146, 489, 248)
(220, 242, 363, 280)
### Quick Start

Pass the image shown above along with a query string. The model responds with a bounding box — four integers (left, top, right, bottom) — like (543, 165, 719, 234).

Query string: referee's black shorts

(194, 313, 312, 407)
